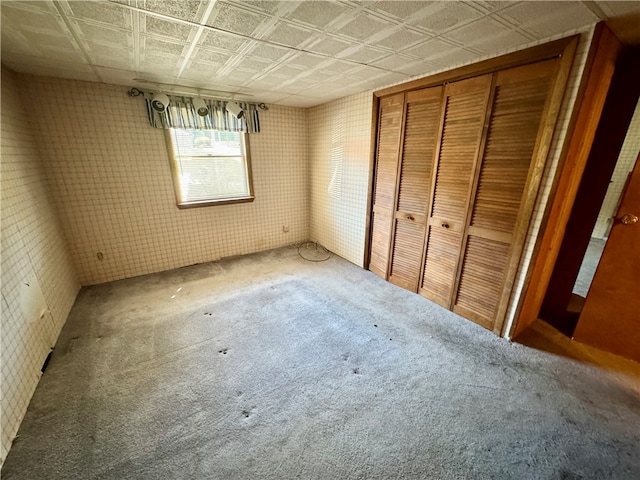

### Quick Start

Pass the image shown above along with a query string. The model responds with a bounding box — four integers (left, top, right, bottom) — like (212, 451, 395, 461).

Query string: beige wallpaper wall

(20, 76, 309, 285)
(308, 92, 373, 267)
(592, 98, 640, 239)
(1, 67, 80, 463)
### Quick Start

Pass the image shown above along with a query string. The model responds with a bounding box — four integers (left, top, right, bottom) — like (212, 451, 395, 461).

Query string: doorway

(539, 46, 640, 339)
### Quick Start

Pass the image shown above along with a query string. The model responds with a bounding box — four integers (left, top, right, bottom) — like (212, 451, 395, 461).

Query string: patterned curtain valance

(144, 95, 261, 133)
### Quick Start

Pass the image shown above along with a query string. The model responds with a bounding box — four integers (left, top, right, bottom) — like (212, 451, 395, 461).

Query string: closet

(368, 38, 577, 334)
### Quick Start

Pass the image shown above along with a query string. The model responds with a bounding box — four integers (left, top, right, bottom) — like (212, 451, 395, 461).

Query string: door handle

(620, 214, 638, 225)
(441, 222, 450, 229)
(406, 215, 414, 221)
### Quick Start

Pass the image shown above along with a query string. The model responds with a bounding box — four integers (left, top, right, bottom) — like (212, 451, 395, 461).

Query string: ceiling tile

(286, 1, 352, 28)
(199, 30, 247, 53)
(4, 56, 98, 80)
(95, 66, 137, 85)
(444, 17, 529, 52)
(207, 3, 268, 36)
(1, 1, 57, 14)
(275, 95, 330, 108)
(235, 56, 274, 72)
(1, 7, 67, 33)
(500, 2, 599, 38)
(335, 12, 392, 41)
(144, 15, 195, 41)
(90, 45, 135, 70)
(68, 1, 130, 28)
(369, 1, 430, 21)
(395, 60, 443, 77)
(344, 46, 388, 63)
(144, 37, 187, 56)
(287, 52, 330, 69)
(268, 64, 307, 78)
(404, 38, 459, 59)
(410, 2, 483, 33)
(372, 54, 421, 72)
(598, 1, 640, 17)
(320, 60, 358, 75)
(376, 28, 426, 51)
(186, 60, 224, 74)
(143, 0, 206, 22)
(192, 48, 233, 65)
(265, 21, 317, 48)
(307, 35, 354, 56)
(343, 65, 385, 82)
(140, 53, 182, 75)
(75, 21, 133, 48)
(231, 1, 282, 15)
(249, 43, 292, 61)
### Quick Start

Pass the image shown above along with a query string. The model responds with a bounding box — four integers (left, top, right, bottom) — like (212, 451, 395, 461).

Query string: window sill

(177, 196, 255, 209)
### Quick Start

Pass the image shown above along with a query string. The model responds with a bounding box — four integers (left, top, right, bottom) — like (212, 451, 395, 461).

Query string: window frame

(164, 128, 255, 209)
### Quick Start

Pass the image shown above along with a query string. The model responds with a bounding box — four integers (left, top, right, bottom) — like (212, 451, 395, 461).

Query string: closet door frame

(365, 35, 579, 336)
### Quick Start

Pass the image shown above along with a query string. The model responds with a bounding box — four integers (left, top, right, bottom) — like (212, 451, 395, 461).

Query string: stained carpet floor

(2, 246, 639, 479)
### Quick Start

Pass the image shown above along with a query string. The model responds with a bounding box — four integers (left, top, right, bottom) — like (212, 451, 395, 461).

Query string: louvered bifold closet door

(419, 75, 493, 308)
(452, 60, 557, 331)
(369, 93, 404, 278)
(388, 86, 443, 291)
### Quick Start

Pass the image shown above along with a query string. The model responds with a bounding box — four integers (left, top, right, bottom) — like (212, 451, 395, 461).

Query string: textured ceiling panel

(286, 1, 352, 28)
(2, 1, 636, 107)
(199, 30, 247, 52)
(410, 2, 483, 33)
(344, 46, 389, 63)
(75, 21, 133, 48)
(192, 47, 231, 65)
(249, 42, 292, 61)
(143, 0, 205, 21)
(372, 1, 431, 21)
(68, 1, 130, 27)
(306, 35, 354, 55)
(500, 2, 600, 38)
(446, 16, 531, 53)
(598, 1, 640, 17)
(265, 21, 317, 48)
(404, 37, 460, 59)
(288, 52, 331, 69)
(207, 3, 268, 36)
(144, 15, 194, 40)
(376, 28, 428, 50)
(335, 13, 392, 41)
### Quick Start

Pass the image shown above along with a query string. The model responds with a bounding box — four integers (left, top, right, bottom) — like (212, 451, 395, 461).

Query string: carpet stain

(352, 368, 360, 375)
(218, 348, 228, 355)
(341, 353, 349, 361)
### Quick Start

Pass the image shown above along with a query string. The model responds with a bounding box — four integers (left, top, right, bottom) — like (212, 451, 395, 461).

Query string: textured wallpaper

(20, 76, 309, 285)
(1, 67, 80, 463)
(308, 92, 373, 267)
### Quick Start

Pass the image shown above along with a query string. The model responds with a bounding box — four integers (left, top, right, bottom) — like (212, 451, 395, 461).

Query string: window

(166, 128, 254, 208)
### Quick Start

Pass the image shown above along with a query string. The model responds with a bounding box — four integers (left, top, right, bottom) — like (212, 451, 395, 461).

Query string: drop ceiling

(2, 1, 639, 107)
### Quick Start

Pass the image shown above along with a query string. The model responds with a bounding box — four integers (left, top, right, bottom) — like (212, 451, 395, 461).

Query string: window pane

(168, 128, 252, 205)
(172, 129, 242, 157)
(178, 156, 249, 202)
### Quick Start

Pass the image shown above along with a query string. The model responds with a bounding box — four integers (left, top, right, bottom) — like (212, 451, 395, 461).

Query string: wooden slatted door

(453, 60, 557, 331)
(388, 86, 444, 291)
(369, 93, 404, 278)
(419, 75, 493, 307)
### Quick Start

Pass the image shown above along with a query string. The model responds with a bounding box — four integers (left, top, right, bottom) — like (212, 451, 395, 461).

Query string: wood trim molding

(363, 93, 380, 269)
(374, 36, 579, 98)
(510, 23, 624, 339)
